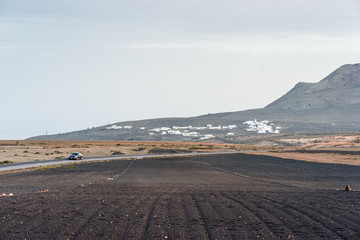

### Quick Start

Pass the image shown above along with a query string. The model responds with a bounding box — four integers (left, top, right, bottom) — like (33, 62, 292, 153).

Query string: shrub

(0, 160, 13, 164)
(64, 165, 76, 169)
(132, 147, 145, 151)
(112, 151, 124, 155)
(189, 146, 212, 150)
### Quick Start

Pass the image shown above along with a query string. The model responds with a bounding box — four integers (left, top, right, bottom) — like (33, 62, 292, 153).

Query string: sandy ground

(2, 134, 360, 166)
(0, 140, 258, 163)
(247, 151, 360, 166)
(1, 153, 360, 239)
(280, 134, 360, 149)
(252, 134, 360, 166)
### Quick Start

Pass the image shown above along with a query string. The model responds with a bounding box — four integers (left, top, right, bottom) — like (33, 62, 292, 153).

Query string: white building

(106, 125, 122, 130)
(243, 119, 280, 134)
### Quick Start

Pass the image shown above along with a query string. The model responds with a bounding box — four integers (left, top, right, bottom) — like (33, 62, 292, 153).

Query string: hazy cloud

(1, 0, 360, 139)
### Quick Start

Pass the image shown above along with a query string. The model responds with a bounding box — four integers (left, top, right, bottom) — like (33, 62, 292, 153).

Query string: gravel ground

(1, 153, 360, 239)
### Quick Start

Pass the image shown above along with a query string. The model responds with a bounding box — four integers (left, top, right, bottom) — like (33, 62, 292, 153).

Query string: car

(68, 152, 83, 160)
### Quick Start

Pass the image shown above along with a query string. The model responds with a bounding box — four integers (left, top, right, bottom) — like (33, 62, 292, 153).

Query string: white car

(68, 152, 83, 160)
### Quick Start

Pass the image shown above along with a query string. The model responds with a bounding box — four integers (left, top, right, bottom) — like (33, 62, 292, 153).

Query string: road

(0, 151, 244, 172)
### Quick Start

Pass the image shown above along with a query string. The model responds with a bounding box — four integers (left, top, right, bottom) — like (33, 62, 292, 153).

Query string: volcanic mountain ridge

(266, 63, 360, 111)
(30, 63, 360, 141)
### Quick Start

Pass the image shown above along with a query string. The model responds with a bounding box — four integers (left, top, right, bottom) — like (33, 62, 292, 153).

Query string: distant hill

(266, 63, 360, 111)
(30, 63, 360, 142)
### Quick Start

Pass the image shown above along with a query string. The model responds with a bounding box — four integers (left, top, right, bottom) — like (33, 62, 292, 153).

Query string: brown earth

(250, 134, 360, 166)
(2, 135, 360, 168)
(0, 140, 259, 164)
(247, 151, 360, 166)
(279, 134, 360, 149)
(0, 153, 360, 239)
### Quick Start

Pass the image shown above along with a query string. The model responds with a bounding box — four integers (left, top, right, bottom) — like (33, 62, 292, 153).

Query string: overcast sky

(1, 0, 360, 139)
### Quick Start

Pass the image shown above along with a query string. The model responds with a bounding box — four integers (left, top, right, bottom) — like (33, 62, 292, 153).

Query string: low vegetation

(0, 160, 13, 164)
(0, 139, 276, 164)
(189, 146, 214, 150)
(64, 165, 76, 169)
(131, 147, 146, 151)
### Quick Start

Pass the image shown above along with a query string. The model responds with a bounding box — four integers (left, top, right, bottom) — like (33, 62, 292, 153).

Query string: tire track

(248, 192, 352, 239)
(57, 193, 137, 239)
(93, 196, 148, 239)
(220, 191, 293, 239)
(224, 191, 315, 239)
(262, 192, 360, 239)
(33, 198, 93, 238)
(298, 191, 360, 220)
(190, 193, 213, 240)
(279, 194, 360, 234)
(0, 195, 67, 238)
(167, 192, 189, 239)
(140, 193, 169, 239)
(181, 193, 211, 240)
(118, 193, 159, 239)
(198, 160, 300, 190)
(70, 201, 110, 239)
(117, 160, 135, 177)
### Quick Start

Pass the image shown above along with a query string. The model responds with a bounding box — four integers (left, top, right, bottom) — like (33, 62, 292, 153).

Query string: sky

(1, 0, 360, 139)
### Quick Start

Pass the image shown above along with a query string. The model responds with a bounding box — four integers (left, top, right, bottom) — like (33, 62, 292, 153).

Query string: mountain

(29, 63, 360, 142)
(266, 63, 360, 111)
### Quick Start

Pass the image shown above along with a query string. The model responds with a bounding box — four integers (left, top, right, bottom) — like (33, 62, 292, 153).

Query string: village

(107, 124, 236, 140)
(106, 119, 281, 140)
(147, 124, 237, 140)
(243, 119, 282, 134)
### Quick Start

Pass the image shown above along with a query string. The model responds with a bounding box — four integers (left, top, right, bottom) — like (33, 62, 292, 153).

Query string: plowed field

(1, 153, 360, 239)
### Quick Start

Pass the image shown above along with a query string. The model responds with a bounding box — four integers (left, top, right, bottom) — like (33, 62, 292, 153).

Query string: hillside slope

(30, 64, 360, 141)
(266, 63, 360, 111)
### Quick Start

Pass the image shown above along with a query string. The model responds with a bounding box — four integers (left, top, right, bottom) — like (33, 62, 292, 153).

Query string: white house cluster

(106, 120, 281, 138)
(148, 124, 237, 140)
(106, 125, 133, 130)
(106, 124, 237, 140)
(243, 120, 281, 134)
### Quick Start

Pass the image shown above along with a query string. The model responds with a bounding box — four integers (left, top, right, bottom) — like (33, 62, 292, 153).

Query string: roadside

(2, 133, 360, 167)
(0, 140, 270, 164)
(245, 134, 360, 166)
(246, 151, 360, 166)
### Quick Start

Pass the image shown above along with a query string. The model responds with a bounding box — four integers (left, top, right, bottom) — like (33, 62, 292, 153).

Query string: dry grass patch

(0, 140, 268, 163)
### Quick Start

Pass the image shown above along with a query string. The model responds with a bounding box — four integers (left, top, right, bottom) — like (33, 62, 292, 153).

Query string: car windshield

(71, 153, 78, 156)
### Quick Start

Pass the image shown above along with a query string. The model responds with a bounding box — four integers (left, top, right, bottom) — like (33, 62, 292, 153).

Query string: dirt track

(1, 153, 360, 239)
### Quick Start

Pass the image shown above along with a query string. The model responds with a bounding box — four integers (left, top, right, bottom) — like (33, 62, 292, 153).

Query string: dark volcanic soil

(1, 153, 360, 239)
